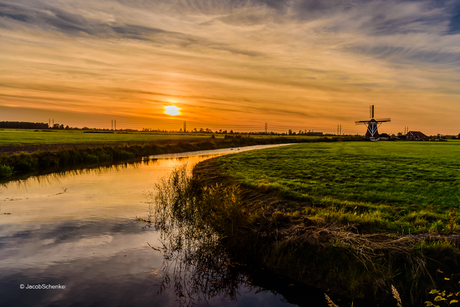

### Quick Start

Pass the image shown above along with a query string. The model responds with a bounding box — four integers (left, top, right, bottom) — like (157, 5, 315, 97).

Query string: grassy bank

(184, 141, 460, 304)
(0, 136, 308, 178)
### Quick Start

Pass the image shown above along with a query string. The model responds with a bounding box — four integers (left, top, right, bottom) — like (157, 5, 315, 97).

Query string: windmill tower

(355, 105, 391, 141)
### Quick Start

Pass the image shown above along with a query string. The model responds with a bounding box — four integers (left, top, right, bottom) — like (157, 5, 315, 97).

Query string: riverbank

(190, 147, 460, 305)
(0, 136, 291, 178)
(0, 134, 363, 179)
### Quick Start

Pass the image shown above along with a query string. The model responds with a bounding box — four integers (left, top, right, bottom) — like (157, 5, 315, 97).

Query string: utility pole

(184, 121, 186, 133)
(265, 122, 267, 134)
(114, 120, 116, 131)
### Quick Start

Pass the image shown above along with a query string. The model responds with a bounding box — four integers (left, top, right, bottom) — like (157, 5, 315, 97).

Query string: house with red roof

(406, 131, 428, 141)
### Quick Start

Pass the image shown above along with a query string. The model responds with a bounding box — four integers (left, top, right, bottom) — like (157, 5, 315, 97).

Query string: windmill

(355, 105, 391, 141)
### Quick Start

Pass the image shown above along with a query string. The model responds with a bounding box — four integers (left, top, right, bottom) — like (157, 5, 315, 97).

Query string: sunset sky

(1, 0, 460, 134)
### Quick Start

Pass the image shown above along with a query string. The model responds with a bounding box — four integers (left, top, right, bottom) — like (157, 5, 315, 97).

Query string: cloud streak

(1, 0, 460, 133)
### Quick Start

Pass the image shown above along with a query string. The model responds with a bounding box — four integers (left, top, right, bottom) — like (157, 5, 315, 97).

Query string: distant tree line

(0, 121, 49, 129)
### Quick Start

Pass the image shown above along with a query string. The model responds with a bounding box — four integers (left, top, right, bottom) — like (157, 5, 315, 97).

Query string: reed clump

(145, 166, 254, 306)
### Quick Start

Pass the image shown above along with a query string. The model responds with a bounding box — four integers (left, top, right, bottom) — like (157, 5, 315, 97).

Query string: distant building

(305, 132, 323, 136)
(406, 131, 428, 141)
(379, 133, 390, 140)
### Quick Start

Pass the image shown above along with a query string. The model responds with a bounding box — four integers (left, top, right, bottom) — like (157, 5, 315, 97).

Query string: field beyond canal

(189, 140, 460, 304)
(217, 141, 460, 234)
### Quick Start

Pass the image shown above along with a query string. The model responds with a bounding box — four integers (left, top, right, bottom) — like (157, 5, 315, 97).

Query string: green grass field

(0, 129, 216, 145)
(0, 129, 326, 145)
(217, 140, 460, 234)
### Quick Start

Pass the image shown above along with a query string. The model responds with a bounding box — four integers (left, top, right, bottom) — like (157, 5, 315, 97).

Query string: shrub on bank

(0, 164, 13, 177)
(13, 153, 39, 173)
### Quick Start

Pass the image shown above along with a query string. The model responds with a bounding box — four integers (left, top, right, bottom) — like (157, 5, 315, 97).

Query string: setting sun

(164, 106, 180, 116)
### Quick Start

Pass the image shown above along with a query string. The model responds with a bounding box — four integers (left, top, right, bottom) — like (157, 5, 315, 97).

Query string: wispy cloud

(1, 0, 460, 133)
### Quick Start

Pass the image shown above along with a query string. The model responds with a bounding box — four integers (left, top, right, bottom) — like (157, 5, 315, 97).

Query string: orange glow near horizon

(164, 105, 180, 116)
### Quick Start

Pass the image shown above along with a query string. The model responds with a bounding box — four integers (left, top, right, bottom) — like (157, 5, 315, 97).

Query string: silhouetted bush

(0, 164, 13, 177)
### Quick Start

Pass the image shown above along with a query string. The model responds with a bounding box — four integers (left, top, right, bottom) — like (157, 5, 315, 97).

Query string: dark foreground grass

(216, 141, 460, 234)
(154, 162, 460, 305)
(141, 140, 460, 304)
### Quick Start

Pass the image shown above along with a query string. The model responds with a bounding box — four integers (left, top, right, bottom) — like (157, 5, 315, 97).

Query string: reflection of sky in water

(0, 145, 305, 307)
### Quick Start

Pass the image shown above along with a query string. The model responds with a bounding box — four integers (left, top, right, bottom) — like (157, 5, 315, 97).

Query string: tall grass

(143, 165, 252, 306)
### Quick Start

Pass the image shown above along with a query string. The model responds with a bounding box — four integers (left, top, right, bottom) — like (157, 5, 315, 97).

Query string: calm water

(0, 145, 328, 307)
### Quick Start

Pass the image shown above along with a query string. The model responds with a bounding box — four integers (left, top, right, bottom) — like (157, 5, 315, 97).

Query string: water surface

(0, 145, 328, 306)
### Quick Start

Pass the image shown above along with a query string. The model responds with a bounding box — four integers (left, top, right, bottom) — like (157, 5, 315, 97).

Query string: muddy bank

(191, 157, 460, 305)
